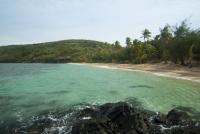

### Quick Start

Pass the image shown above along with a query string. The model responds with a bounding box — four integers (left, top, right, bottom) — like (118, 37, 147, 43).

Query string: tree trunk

(180, 57, 185, 65)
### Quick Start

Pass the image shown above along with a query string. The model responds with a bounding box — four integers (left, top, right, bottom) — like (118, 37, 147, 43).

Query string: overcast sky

(0, 0, 200, 45)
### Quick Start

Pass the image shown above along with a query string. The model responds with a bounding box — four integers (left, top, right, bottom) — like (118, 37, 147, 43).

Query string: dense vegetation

(0, 21, 200, 65)
(0, 40, 111, 63)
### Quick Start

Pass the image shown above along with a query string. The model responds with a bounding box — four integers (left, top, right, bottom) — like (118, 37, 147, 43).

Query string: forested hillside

(0, 40, 113, 63)
(0, 21, 200, 65)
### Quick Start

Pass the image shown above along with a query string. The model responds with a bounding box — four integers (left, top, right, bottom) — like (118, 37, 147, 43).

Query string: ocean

(0, 63, 199, 133)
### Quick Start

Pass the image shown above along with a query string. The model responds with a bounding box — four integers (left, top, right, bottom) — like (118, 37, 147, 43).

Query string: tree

(114, 41, 121, 48)
(174, 21, 190, 38)
(126, 37, 132, 47)
(133, 39, 142, 46)
(160, 25, 172, 63)
(160, 25, 172, 40)
(142, 29, 151, 43)
(187, 30, 200, 64)
(172, 20, 190, 65)
(192, 42, 200, 61)
(133, 43, 145, 63)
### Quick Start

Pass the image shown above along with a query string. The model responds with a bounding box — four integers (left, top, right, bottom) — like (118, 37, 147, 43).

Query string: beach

(79, 63, 200, 83)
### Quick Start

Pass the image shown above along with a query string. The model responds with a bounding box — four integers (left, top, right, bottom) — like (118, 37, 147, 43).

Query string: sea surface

(0, 63, 200, 133)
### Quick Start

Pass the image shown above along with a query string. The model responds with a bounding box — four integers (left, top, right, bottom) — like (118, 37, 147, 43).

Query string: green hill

(0, 40, 113, 63)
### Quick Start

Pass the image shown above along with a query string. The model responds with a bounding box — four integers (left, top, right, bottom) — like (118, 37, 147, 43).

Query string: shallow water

(0, 63, 200, 130)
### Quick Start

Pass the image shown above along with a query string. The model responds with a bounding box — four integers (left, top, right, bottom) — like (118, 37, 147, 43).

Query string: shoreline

(71, 63, 200, 83)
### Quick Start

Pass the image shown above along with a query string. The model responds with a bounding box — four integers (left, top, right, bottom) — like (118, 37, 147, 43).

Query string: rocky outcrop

(2, 102, 200, 134)
(72, 102, 200, 134)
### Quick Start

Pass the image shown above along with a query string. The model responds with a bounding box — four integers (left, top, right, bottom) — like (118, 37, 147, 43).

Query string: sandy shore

(76, 63, 200, 83)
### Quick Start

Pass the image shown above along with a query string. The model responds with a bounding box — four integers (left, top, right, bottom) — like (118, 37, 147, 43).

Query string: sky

(0, 0, 200, 45)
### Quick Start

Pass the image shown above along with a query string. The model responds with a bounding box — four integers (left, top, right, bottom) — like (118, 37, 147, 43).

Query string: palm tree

(160, 25, 172, 40)
(142, 29, 151, 44)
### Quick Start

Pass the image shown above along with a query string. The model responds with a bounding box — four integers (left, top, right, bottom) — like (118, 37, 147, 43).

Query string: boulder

(154, 112, 166, 124)
(167, 108, 190, 125)
(72, 102, 149, 134)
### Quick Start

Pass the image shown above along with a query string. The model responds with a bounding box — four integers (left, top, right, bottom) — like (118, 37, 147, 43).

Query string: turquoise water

(0, 63, 200, 124)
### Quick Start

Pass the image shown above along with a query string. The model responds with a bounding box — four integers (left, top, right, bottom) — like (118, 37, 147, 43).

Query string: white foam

(16, 111, 23, 122)
(159, 124, 181, 131)
(48, 116, 58, 122)
(82, 116, 91, 120)
(44, 126, 70, 134)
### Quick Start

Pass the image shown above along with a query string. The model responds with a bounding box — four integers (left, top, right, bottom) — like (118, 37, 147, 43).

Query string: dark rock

(4, 102, 199, 134)
(167, 108, 190, 125)
(26, 118, 52, 133)
(71, 102, 200, 134)
(154, 112, 166, 124)
(71, 118, 114, 134)
(72, 102, 149, 134)
(106, 102, 148, 133)
(78, 108, 101, 119)
(169, 123, 200, 134)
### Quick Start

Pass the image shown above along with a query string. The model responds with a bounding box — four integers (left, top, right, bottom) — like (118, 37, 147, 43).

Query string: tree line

(0, 21, 200, 65)
(107, 20, 200, 66)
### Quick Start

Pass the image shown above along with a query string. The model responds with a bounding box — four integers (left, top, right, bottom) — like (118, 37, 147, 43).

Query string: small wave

(159, 124, 182, 132)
